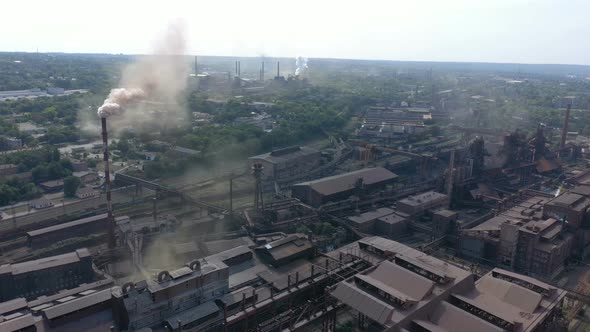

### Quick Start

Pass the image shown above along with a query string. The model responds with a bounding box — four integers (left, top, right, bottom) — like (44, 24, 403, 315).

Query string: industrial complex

(1, 56, 590, 332)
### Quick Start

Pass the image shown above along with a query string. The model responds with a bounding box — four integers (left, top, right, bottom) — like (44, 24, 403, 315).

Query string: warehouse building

(330, 237, 566, 332)
(26, 213, 126, 248)
(346, 207, 410, 238)
(254, 233, 314, 266)
(397, 190, 449, 216)
(292, 167, 398, 207)
(0, 249, 95, 301)
(248, 146, 321, 182)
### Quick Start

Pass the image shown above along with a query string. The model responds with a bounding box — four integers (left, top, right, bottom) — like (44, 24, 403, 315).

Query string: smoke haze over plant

(96, 21, 190, 129)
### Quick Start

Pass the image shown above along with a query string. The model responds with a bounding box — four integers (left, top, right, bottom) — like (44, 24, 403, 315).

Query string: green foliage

(0, 147, 55, 171)
(0, 52, 126, 92)
(63, 176, 81, 197)
(143, 156, 193, 180)
(296, 225, 312, 234)
(0, 177, 41, 205)
(86, 159, 97, 168)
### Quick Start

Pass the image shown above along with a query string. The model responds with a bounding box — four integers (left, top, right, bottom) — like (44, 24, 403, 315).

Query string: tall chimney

(238, 61, 241, 77)
(560, 103, 572, 151)
(101, 117, 116, 248)
(194, 56, 198, 75)
(235, 61, 238, 76)
(261, 62, 264, 81)
(446, 149, 455, 209)
(277, 61, 280, 77)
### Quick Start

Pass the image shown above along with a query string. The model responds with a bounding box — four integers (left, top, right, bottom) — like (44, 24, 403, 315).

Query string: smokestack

(277, 61, 280, 77)
(235, 61, 238, 76)
(194, 56, 197, 75)
(261, 62, 264, 81)
(446, 149, 455, 209)
(101, 118, 116, 249)
(560, 103, 572, 151)
(238, 61, 241, 77)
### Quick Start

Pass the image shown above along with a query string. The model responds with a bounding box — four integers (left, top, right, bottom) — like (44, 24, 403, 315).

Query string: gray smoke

(97, 21, 189, 121)
(295, 56, 308, 76)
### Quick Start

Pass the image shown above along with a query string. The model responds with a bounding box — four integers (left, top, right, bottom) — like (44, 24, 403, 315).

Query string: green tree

(63, 176, 81, 197)
(52, 148, 61, 162)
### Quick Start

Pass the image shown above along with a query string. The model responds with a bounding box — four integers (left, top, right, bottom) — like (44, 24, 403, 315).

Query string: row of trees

(0, 148, 85, 204)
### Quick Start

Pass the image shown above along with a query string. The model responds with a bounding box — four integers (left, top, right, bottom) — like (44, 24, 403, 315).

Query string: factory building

(330, 237, 566, 332)
(0, 249, 95, 302)
(39, 179, 64, 193)
(543, 187, 590, 228)
(347, 207, 410, 237)
(397, 190, 449, 216)
(29, 197, 54, 209)
(248, 146, 321, 182)
(254, 233, 314, 266)
(112, 259, 229, 331)
(0, 271, 114, 332)
(26, 213, 127, 248)
(292, 167, 398, 207)
(462, 196, 574, 278)
(357, 107, 430, 138)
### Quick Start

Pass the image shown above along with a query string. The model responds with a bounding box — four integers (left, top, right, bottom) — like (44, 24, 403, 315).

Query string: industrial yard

(1, 19, 590, 331)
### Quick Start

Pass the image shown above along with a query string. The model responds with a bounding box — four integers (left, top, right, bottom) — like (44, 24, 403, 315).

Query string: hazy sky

(2, 0, 589, 65)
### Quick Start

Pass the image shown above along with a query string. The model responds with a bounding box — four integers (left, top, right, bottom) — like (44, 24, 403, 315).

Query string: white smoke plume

(97, 88, 147, 118)
(295, 56, 308, 76)
(97, 21, 189, 122)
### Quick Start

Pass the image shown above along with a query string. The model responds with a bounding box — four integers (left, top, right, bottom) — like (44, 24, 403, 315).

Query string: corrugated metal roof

(8, 248, 90, 275)
(476, 277, 542, 313)
(331, 282, 394, 326)
(427, 301, 504, 332)
(348, 208, 394, 224)
(208, 245, 251, 263)
(249, 146, 319, 164)
(0, 298, 27, 316)
(398, 191, 447, 207)
(293, 167, 397, 196)
(27, 213, 108, 237)
(42, 289, 111, 320)
(0, 313, 35, 331)
(369, 260, 434, 301)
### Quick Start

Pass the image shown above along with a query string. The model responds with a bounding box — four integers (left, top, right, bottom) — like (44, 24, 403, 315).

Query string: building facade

(0, 249, 94, 301)
(249, 146, 321, 182)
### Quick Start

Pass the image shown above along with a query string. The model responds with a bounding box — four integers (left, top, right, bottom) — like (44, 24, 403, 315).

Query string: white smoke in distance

(295, 56, 308, 76)
(97, 20, 189, 121)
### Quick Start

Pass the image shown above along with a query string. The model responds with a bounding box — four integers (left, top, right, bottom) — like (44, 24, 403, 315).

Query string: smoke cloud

(97, 88, 147, 118)
(295, 56, 308, 76)
(96, 21, 190, 126)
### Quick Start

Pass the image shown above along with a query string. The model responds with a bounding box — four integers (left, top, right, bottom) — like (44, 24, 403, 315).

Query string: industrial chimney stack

(101, 118, 116, 248)
(560, 103, 572, 151)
